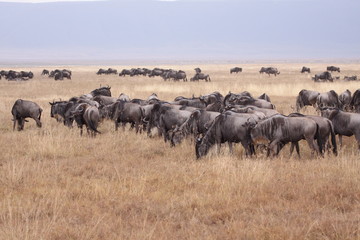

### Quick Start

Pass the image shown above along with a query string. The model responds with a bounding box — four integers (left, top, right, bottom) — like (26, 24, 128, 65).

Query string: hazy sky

(0, 0, 359, 63)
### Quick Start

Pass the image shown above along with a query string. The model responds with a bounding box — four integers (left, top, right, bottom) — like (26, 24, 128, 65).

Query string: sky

(0, 0, 359, 63)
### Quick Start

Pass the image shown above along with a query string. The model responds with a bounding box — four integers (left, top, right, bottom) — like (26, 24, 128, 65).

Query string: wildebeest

(344, 75, 357, 81)
(259, 67, 280, 76)
(93, 95, 117, 106)
(226, 105, 278, 118)
(339, 89, 352, 111)
(350, 89, 360, 113)
(258, 93, 271, 103)
(113, 101, 143, 133)
(11, 99, 42, 131)
(118, 93, 131, 102)
(97, 68, 108, 75)
(321, 107, 360, 149)
(41, 69, 49, 75)
(90, 86, 111, 97)
(71, 103, 101, 136)
(314, 71, 333, 82)
(170, 109, 221, 146)
(119, 69, 132, 77)
(249, 115, 322, 157)
(195, 114, 256, 159)
(230, 67, 242, 74)
(301, 66, 311, 73)
(288, 113, 337, 156)
(327, 66, 340, 72)
(231, 95, 275, 109)
(295, 89, 320, 112)
(194, 67, 201, 74)
(316, 90, 340, 110)
(190, 73, 211, 82)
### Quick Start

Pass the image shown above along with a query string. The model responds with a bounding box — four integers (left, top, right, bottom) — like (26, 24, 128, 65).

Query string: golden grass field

(0, 63, 360, 240)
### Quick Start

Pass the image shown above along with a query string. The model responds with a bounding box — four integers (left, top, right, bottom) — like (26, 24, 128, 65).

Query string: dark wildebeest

(194, 67, 201, 74)
(344, 76, 357, 81)
(314, 71, 333, 82)
(195, 113, 256, 159)
(288, 113, 337, 156)
(97, 68, 107, 75)
(11, 99, 42, 131)
(223, 91, 252, 106)
(258, 93, 271, 103)
(93, 95, 118, 106)
(113, 101, 143, 133)
(295, 89, 320, 112)
(327, 66, 340, 73)
(42, 69, 49, 75)
(119, 69, 132, 76)
(301, 66, 311, 73)
(230, 67, 242, 74)
(233, 95, 275, 109)
(249, 114, 322, 157)
(148, 68, 164, 77)
(190, 73, 211, 82)
(170, 109, 221, 146)
(90, 86, 111, 97)
(321, 107, 360, 149)
(20, 71, 33, 79)
(350, 89, 360, 113)
(259, 67, 280, 76)
(49, 100, 70, 122)
(107, 68, 117, 74)
(316, 90, 340, 110)
(199, 91, 224, 106)
(71, 103, 101, 136)
(339, 89, 352, 111)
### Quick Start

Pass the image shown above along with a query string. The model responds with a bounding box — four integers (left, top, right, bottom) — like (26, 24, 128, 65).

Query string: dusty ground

(0, 63, 359, 239)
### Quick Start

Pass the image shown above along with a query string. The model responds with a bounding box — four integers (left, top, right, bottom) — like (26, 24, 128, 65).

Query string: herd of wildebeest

(1, 65, 358, 82)
(8, 64, 360, 159)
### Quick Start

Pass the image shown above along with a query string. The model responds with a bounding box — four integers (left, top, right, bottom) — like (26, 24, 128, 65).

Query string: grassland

(0, 63, 359, 240)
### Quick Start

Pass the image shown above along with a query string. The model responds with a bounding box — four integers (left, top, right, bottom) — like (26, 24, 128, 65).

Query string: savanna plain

(0, 63, 360, 240)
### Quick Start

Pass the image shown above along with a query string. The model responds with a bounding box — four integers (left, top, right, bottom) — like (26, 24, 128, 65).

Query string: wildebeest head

(195, 137, 209, 159)
(320, 107, 340, 120)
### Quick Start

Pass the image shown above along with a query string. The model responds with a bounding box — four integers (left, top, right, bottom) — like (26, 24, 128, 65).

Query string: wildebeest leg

(33, 116, 42, 128)
(289, 142, 300, 158)
(241, 141, 252, 157)
(305, 137, 320, 157)
(115, 121, 119, 131)
(18, 118, 25, 131)
(13, 117, 17, 131)
(338, 135, 343, 148)
(228, 142, 233, 154)
(295, 142, 300, 158)
(268, 141, 279, 157)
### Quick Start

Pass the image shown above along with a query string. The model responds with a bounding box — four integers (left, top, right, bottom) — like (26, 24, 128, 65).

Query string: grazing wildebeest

(230, 67, 242, 74)
(113, 101, 143, 133)
(344, 76, 357, 81)
(11, 99, 42, 131)
(119, 69, 132, 76)
(327, 66, 340, 72)
(288, 113, 337, 156)
(97, 68, 108, 75)
(259, 67, 280, 76)
(249, 115, 322, 157)
(316, 90, 340, 110)
(41, 69, 49, 75)
(295, 89, 320, 112)
(71, 103, 101, 136)
(170, 109, 221, 146)
(301, 66, 311, 73)
(321, 107, 360, 149)
(190, 73, 211, 82)
(148, 68, 164, 77)
(107, 68, 117, 74)
(339, 89, 352, 111)
(350, 89, 360, 113)
(314, 72, 333, 82)
(195, 114, 256, 159)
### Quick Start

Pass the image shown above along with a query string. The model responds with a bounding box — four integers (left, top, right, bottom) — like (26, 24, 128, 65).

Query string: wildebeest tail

(328, 120, 337, 156)
(88, 119, 101, 134)
(315, 123, 323, 155)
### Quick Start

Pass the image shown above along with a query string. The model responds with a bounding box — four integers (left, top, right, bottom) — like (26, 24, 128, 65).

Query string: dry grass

(0, 63, 360, 239)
